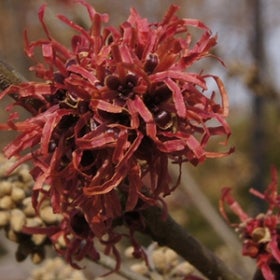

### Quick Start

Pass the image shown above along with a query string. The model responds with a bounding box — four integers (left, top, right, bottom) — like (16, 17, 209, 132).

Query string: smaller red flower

(220, 167, 280, 280)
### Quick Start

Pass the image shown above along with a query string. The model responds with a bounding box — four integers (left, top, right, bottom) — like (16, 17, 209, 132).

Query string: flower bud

(26, 217, 43, 227)
(0, 181, 12, 197)
(0, 210, 10, 227)
(18, 167, 33, 183)
(31, 251, 45, 264)
(11, 185, 25, 202)
(130, 263, 149, 276)
(32, 233, 47, 246)
(0, 195, 14, 209)
(124, 246, 135, 258)
(171, 261, 195, 277)
(56, 234, 67, 249)
(22, 197, 36, 217)
(40, 206, 62, 224)
(152, 247, 178, 273)
(6, 229, 19, 242)
(10, 209, 26, 232)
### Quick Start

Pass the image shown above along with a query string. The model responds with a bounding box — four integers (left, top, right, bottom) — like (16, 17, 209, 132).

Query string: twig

(169, 164, 255, 277)
(141, 206, 242, 280)
(0, 59, 41, 114)
(0, 59, 26, 90)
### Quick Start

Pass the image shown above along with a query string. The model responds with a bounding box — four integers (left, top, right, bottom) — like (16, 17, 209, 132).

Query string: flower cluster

(220, 168, 280, 280)
(0, 0, 231, 267)
(0, 154, 64, 265)
(125, 244, 204, 280)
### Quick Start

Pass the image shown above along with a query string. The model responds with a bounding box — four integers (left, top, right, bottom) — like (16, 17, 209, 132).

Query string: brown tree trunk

(249, 0, 267, 211)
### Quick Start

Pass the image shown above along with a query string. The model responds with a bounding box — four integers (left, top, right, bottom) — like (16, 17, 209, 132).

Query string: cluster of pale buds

(28, 257, 87, 280)
(124, 243, 203, 280)
(0, 154, 64, 264)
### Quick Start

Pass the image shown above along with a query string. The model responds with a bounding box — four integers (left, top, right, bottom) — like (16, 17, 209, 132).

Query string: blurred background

(0, 0, 280, 279)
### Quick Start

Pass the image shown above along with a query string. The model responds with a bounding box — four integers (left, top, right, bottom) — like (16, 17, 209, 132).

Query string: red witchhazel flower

(220, 168, 280, 280)
(1, 0, 231, 267)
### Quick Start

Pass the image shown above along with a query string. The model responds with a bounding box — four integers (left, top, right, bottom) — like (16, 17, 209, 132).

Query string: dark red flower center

(70, 211, 91, 238)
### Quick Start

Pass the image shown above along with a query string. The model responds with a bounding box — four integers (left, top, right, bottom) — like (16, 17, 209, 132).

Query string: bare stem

(141, 206, 243, 280)
(0, 59, 41, 114)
